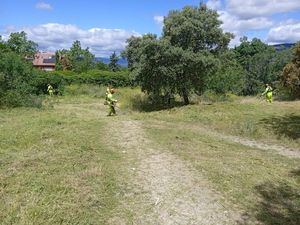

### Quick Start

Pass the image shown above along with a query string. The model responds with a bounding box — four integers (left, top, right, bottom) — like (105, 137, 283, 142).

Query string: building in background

(32, 52, 56, 71)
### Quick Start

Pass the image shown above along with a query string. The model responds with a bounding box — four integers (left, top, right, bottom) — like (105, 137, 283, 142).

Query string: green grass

(143, 123, 300, 224)
(131, 96, 300, 149)
(0, 99, 121, 224)
(1, 89, 299, 224)
(125, 92, 300, 224)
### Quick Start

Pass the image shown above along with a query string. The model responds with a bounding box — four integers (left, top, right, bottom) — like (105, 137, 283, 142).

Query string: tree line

(55, 40, 122, 72)
(1, 3, 299, 108)
(0, 32, 128, 107)
(122, 3, 299, 104)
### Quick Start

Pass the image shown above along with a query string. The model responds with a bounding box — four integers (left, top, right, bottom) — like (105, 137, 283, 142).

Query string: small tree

(95, 61, 109, 70)
(0, 36, 10, 53)
(109, 51, 120, 72)
(6, 31, 38, 57)
(55, 40, 95, 72)
(0, 51, 38, 107)
(281, 42, 300, 98)
(55, 49, 71, 70)
(205, 50, 245, 94)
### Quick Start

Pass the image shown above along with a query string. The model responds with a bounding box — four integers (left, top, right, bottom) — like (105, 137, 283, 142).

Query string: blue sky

(1, 0, 300, 56)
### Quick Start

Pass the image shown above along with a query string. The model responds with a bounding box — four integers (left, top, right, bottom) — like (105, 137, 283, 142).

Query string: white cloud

(4, 23, 141, 56)
(35, 2, 53, 10)
(219, 11, 273, 33)
(267, 20, 300, 44)
(154, 15, 164, 26)
(216, 10, 272, 47)
(206, 0, 222, 10)
(227, 0, 300, 19)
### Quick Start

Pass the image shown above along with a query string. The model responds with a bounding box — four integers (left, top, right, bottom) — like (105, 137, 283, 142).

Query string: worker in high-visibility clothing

(106, 88, 117, 116)
(261, 83, 273, 103)
(47, 84, 54, 96)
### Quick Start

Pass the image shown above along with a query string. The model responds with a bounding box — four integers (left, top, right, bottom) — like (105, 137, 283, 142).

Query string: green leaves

(163, 6, 231, 53)
(55, 40, 95, 73)
(0, 51, 41, 107)
(108, 51, 120, 72)
(123, 4, 232, 104)
(281, 42, 300, 98)
(234, 37, 292, 95)
(6, 31, 38, 57)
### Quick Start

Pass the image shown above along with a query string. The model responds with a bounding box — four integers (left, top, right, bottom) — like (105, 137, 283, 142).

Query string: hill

(272, 43, 295, 51)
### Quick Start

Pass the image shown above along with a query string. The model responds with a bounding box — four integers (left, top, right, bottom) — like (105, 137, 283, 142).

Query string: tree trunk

(182, 88, 189, 105)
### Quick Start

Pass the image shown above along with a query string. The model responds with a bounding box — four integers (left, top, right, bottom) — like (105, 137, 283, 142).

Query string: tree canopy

(109, 51, 121, 72)
(6, 31, 38, 57)
(234, 37, 293, 95)
(55, 40, 95, 73)
(281, 42, 300, 98)
(124, 3, 233, 104)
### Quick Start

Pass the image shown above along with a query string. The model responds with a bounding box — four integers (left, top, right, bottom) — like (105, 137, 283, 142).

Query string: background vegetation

(0, 2, 299, 108)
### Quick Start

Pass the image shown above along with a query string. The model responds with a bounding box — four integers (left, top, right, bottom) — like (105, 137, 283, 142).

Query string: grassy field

(0, 96, 122, 224)
(0, 88, 299, 224)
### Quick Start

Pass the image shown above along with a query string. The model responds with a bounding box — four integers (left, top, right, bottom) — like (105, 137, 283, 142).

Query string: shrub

(64, 84, 106, 97)
(51, 69, 131, 87)
(0, 51, 42, 107)
(205, 51, 245, 95)
(197, 90, 239, 103)
(31, 70, 66, 95)
(281, 42, 300, 99)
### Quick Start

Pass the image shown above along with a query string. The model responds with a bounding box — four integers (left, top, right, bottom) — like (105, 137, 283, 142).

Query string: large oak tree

(123, 4, 233, 104)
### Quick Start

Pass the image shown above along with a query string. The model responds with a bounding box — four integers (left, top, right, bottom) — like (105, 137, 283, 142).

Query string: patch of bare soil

(107, 119, 241, 225)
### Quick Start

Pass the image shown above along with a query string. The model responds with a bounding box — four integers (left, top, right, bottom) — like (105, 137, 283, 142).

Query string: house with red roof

(32, 52, 56, 71)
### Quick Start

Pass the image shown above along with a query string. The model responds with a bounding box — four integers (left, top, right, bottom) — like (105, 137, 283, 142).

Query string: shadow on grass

(290, 168, 300, 177)
(238, 169, 300, 225)
(130, 95, 188, 112)
(254, 182, 300, 225)
(260, 114, 300, 140)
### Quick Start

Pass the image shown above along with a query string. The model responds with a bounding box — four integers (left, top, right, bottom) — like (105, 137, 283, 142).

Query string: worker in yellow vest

(261, 83, 273, 103)
(47, 84, 54, 96)
(106, 88, 117, 116)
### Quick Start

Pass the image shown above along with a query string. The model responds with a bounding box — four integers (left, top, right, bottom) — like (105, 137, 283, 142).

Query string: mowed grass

(127, 93, 300, 224)
(131, 95, 300, 149)
(1, 88, 300, 224)
(144, 124, 300, 224)
(0, 97, 121, 224)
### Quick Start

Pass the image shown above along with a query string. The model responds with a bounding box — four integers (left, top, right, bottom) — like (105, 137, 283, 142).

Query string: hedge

(48, 69, 131, 87)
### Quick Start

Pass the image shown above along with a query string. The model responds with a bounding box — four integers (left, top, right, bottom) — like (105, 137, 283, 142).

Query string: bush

(51, 69, 131, 87)
(197, 90, 239, 103)
(0, 91, 43, 108)
(205, 51, 245, 95)
(281, 42, 300, 99)
(64, 84, 106, 97)
(31, 70, 66, 95)
(0, 51, 43, 107)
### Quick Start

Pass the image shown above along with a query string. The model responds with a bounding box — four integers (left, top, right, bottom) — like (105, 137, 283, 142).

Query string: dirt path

(106, 118, 240, 225)
(216, 133, 300, 158)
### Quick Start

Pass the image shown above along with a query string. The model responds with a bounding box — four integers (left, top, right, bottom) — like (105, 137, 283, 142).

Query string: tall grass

(64, 84, 107, 98)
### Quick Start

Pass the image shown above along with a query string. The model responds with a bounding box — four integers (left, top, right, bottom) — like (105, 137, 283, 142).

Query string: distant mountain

(271, 43, 295, 51)
(95, 57, 128, 67)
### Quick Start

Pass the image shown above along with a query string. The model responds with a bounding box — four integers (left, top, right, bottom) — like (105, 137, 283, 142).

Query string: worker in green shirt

(261, 83, 273, 103)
